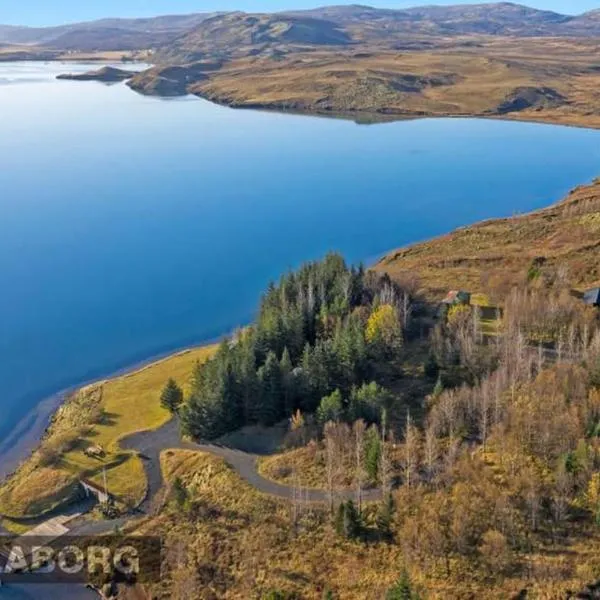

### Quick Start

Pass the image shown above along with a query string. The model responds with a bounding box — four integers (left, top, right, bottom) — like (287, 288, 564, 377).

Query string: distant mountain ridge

(157, 12, 352, 63)
(2, 3, 600, 54)
(284, 2, 595, 37)
(0, 13, 218, 50)
(154, 3, 600, 63)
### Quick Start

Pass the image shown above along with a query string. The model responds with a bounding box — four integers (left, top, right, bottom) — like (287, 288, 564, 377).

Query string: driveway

(67, 417, 381, 536)
(123, 417, 381, 509)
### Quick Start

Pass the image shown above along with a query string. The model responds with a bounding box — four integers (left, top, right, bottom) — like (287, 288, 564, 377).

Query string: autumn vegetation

(140, 190, 600, 598)
(3, 181, 600, 597)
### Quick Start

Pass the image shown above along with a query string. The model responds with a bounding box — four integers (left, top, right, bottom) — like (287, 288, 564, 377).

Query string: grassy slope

(0, 345, 216, 520)
(186, 37, 600, 128)
(0, 467, 79, 520)
(258, 444, 347, 489)
(63, 345, 218, 504)
(375, 178, 600, 300)
(134, 448, 600, 599)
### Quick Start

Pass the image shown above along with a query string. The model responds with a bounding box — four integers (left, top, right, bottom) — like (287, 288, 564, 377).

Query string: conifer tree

(239, 332, 260, 422)
(365, 425, 381, 482)
(286, 306, 307, 361)
(181, 384, 224, 440)
(424, 352, 440, 380)
(317, 389, 344, 425)
(257, 351, 283, 426)
(172, 477, 188, 509)
(160, 378, 184, 413)
(386, 570, 416, 600)
(280, 347, 295, 417)
(376, 493, 395, 541)
(334, 501, 346, 536)
(343, 499, 361, 539)
(349, 382, 391, 424)
(334, 500, 361, 539)
(222, 362, 243, 431)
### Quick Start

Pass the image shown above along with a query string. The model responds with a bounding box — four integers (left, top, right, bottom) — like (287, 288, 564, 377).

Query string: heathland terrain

(4, 4, 600, 127)
(377, 177, 600, 298)
(134, 181, 600, 600)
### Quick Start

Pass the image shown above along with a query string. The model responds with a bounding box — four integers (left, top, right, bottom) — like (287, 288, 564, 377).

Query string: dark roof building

(583, 288, 600, 307)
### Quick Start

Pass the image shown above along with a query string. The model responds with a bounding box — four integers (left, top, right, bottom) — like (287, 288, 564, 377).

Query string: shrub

(478, 529, 514, 576)
(317, 390, 344, 425)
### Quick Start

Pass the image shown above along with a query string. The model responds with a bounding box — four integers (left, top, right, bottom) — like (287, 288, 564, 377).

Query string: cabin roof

(442, 290, 471, 305)
(583, 288, 600, 306)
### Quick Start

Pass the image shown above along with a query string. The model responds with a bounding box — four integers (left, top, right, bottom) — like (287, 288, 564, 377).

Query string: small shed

(583, 288, 600, 307)
(80, 479, 110, 504)
(441, 290, 472, 306)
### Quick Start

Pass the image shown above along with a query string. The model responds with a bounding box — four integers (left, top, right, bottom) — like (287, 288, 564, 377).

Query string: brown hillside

(376, 178, 600, 300)
(160, 37, 600, 128)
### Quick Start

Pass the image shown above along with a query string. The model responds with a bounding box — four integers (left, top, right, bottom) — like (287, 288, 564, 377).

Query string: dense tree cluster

(319, 284, 600, 589)
(156, 261, 600, 598)
(181, 254, 413, 440)
(390, 288, 600, 583)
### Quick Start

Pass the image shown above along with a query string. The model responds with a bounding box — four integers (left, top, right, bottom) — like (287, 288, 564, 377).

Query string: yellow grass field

(0, 344, 217, 520)
(62, 345, 217, 504)
(135, 448, 600, 599)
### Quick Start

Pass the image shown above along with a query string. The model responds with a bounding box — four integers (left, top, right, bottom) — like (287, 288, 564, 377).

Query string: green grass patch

(0, 345, 217, 518)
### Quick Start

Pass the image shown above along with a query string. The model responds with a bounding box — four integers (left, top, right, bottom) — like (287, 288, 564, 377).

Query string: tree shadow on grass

(97, 411, 119, 427)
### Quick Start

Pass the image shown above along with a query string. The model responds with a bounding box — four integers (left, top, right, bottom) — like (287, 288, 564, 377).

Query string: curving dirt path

(67, 417, 381, 536)
(120, 417, 381, 513)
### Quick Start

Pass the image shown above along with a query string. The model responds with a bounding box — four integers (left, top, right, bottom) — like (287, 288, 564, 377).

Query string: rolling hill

(150, 3, 600, 63)
(0, 13, 218, 51)
(376, 178, 600, 299)
(155, 12, 352, 63)
(284, 2, 599, 39)
(3, 3, 600, 55)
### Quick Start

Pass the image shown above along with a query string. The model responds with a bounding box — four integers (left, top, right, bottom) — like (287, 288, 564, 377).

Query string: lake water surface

(0, 61, 599, 471)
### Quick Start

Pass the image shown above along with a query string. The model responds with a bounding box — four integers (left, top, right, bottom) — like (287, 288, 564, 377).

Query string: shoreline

(3, 57, 600, 131)
(1, 58, 599, 487)
(1, 175, 592, 485)
(190, 88, 600, 131)
(2, 173, 598, 485)
(0, 335, 224, 484)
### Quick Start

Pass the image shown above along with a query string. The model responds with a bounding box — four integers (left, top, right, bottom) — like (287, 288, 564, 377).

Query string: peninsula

(56, 65, 136, 82)
(4, 4, 600, 127)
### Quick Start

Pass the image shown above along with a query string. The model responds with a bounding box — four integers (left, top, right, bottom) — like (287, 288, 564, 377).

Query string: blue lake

(0, 61, 599, 465)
